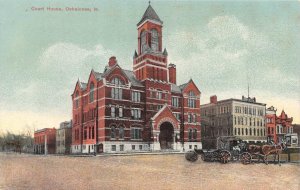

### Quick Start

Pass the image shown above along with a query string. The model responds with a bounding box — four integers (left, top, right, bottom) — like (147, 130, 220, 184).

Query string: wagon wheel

(263, 155, 268, 165)
(220, 151, 231, 164)
(200, 154, 205, 161)
(185, 151, 198, 162)
(240, 152, 252, 165)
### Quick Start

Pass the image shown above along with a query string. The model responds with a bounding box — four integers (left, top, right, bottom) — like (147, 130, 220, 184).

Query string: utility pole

(44, 134, 47, 155)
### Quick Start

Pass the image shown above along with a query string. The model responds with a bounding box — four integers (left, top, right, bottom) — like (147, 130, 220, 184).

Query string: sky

(0, 0, 299, 133)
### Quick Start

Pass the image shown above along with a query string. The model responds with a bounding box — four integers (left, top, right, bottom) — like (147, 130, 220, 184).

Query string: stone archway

(159, 122, 174, 150)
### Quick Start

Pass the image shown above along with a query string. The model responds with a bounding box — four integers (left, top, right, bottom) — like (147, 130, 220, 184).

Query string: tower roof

(137, 4, 163, 26)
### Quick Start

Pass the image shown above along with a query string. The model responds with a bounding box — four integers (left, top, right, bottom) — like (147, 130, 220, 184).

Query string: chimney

(168, 63, 176, 84)
(108, 56, 117, 67)
(210, 95, 217, 104)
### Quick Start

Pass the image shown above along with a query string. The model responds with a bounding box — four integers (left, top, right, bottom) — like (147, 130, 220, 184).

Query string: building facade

(201, 95, 267, 147)
(266, 106, 277, 143)
(34, 128, 56, 154)
(56, 121, 72, 154)
(291, 124, 300, 147)
(71, 4, 202, 153)
(275, 110, 294, 144)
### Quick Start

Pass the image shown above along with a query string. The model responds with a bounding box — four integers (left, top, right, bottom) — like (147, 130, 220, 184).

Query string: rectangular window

(131, 109, 141, 120)
(111, 145, 116, 151)
(111, 106, 115, 118)
(171, 97, 179, 107)
(139, 145, 143, 150)
(188, 114, 192, 123)
(157, 91, 162, 99)
(132, 145, 135, 150)
(131, 128, 141, 139)
(188, 99, 196, 108)
(112, 88, 122, 100)
(193, 114, 196, 123)
(132, 91, 141, 102)
(120, 145, 124, 151)
(174, 113, 180, 121)
(119, 107, 123, 118)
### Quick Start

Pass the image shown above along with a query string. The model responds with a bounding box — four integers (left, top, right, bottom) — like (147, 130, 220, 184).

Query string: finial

(149, 1, 151, 5)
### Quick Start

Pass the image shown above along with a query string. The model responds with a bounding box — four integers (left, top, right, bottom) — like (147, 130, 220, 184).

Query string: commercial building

(266, 106, 277, 143)
(275, 110, 294, 144)
(71, 4, 201, 153)
(56, 121, 72, 154)
(34, 128, 56, 154)
(201, 95, 267, 147)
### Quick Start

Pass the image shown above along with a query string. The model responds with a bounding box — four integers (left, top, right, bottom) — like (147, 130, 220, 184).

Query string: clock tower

(133, 3, 168, 82)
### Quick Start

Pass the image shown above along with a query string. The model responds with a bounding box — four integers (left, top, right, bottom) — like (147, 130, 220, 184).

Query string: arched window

(188, 91, 196, 108)
(188, 129, 192, 140)
(141, 30, 147, 53)
(257, 129, 260, 136)
(151, 29, 159, 51)
(250, 128, 252, 136)
(119, 126, 124, 139)
(245, 128, 248, 136)
(261, 129, 263, 137)
(111, 77, 123, 100)
(111, 77, 123, 86)
(193, 129, 197, 140)
(75, 91, 79, 108)
(89, 82, 94, 103)
(110, 126, 116, 139)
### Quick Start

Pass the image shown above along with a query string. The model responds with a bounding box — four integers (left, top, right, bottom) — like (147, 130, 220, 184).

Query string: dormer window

(151, 29, 159, 51)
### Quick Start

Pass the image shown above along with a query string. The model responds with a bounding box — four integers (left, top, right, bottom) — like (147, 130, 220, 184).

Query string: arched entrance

(159, 122, 174, 149)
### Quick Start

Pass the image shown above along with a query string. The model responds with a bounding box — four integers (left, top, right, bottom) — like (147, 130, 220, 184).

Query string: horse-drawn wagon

(185, 136, 248, 164)
(185, 136, 287, 165)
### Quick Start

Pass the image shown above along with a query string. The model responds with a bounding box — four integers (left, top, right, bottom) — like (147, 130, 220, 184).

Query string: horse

(261, 140, 287, 166)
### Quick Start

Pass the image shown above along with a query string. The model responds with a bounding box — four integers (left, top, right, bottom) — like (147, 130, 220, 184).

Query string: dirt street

(0, 153, 299, 190)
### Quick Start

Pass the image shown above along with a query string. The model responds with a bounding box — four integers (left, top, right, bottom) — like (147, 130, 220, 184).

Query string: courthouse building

(71, 4, 202, 153)
(201, 95, 267, 146)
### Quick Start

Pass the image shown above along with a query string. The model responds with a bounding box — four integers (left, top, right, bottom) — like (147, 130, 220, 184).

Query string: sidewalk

(70, 150, 185, 157)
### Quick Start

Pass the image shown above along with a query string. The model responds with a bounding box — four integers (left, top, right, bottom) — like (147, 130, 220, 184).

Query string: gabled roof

(79, 81, 87, 90)
(93, 71, 103, 80)
(151, 104, 177, 121)
(179, 79, 201, 94)
(123, 69, 143, 87)
(171, 83, 181, 93)
(137, 4, 163, 26)
(101, 64, 143, 87)
(179, 82, 188, 90)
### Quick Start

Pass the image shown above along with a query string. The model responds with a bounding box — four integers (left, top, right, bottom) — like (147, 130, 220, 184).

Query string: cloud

(39, 42, 113, 76)
(0, 42, 114, 132)
(167, 15, 298, 94)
